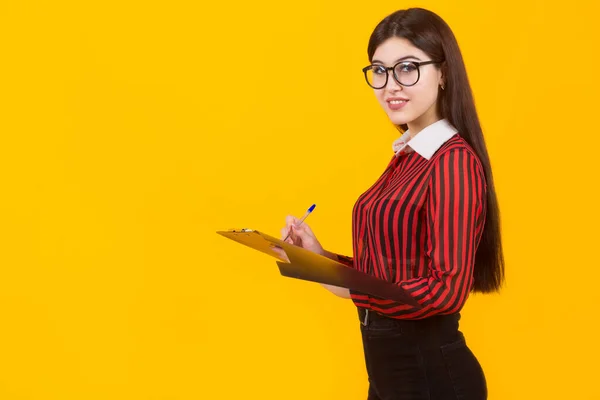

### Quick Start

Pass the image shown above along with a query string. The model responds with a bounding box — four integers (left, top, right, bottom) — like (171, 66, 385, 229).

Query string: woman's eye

(373, 66, 387, 75)
(398, 63, 417, 73)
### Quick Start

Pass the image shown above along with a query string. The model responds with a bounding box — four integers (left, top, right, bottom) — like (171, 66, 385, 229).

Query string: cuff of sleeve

(336, 254, 354, 267)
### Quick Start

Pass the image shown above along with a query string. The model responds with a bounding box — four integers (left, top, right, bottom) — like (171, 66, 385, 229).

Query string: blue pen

(282, 204, 316, 243)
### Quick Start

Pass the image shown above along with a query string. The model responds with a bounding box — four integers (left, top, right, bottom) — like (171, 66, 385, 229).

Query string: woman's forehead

(372, 37, 427, 62)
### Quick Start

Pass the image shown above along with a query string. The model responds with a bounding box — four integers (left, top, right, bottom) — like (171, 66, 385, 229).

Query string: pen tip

(308, 204, 316, 212)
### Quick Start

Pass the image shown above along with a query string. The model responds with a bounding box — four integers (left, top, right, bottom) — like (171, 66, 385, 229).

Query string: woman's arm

(318, 250, 352, 298)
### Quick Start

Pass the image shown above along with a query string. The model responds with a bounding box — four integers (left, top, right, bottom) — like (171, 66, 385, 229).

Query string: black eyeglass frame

(362, 60, 444, 89)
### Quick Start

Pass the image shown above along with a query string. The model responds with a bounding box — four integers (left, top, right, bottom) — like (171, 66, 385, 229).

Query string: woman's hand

(280, 215, 325, 255)
(271, 216, 324, 262)
(273, 216, 351, 299)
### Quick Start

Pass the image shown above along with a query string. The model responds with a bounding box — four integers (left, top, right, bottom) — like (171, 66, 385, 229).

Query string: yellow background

(1, 0, 598, 399)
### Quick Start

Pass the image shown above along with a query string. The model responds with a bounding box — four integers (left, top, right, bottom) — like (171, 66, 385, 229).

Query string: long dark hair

(368, 8, 505, 293)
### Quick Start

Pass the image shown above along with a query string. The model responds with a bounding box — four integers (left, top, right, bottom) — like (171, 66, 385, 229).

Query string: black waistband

(357, 307, 460, 336)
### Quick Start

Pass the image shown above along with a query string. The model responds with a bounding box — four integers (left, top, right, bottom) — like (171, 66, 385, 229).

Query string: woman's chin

(387, 114, 411, 126)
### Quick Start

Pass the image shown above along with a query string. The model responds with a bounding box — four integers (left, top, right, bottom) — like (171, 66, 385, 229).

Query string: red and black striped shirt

(337, 119, 487, 319)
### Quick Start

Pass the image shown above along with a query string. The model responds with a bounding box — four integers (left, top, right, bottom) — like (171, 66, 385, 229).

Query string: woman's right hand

(280, 215, 325, 255)
(275, 216, 351, 299)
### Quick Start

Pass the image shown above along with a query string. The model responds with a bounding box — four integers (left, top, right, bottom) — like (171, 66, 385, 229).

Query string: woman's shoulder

(429, 134, 485, 176)
(433, 133, 476, 158)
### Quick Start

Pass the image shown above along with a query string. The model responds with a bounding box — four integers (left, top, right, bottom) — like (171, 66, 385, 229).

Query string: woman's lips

(387, 98, 409, 111)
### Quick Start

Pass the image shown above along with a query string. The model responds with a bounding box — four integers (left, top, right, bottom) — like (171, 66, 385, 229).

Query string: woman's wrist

(319, 249, 339, 261)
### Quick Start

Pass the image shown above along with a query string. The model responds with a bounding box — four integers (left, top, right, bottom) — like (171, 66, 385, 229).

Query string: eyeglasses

(362, 60, 443, 89)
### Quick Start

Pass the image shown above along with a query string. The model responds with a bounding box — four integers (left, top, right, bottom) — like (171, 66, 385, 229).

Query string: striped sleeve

(334, 254, 354, 268)
(379, 148, 486, 318)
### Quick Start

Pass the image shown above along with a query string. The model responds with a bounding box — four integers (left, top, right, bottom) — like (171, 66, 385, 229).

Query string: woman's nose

(385, 74, 403, 91)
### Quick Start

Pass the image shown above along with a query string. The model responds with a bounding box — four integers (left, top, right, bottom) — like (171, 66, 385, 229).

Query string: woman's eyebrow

(372, 55, 422, 64)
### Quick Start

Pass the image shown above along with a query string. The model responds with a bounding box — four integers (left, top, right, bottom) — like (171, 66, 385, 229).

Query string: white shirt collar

(392, 119, 458, 160)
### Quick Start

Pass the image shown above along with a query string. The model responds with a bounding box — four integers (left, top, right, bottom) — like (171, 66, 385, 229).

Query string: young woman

(279, 8, 504, 400)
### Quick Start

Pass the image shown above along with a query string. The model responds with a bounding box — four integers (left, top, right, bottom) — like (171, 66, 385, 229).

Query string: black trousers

(358, 308, 487, 400)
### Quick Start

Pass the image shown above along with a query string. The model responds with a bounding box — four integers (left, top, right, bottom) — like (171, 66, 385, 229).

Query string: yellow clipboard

(216, 229, 289, 262)
(216, 229, 422, 307)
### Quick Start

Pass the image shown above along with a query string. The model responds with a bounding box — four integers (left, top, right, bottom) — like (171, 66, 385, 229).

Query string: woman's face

(370, 37, 444, 132)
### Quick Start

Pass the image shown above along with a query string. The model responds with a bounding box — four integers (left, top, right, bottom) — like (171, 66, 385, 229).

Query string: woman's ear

(439, 62, 447, 90)
(440, 62, 447, 86)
